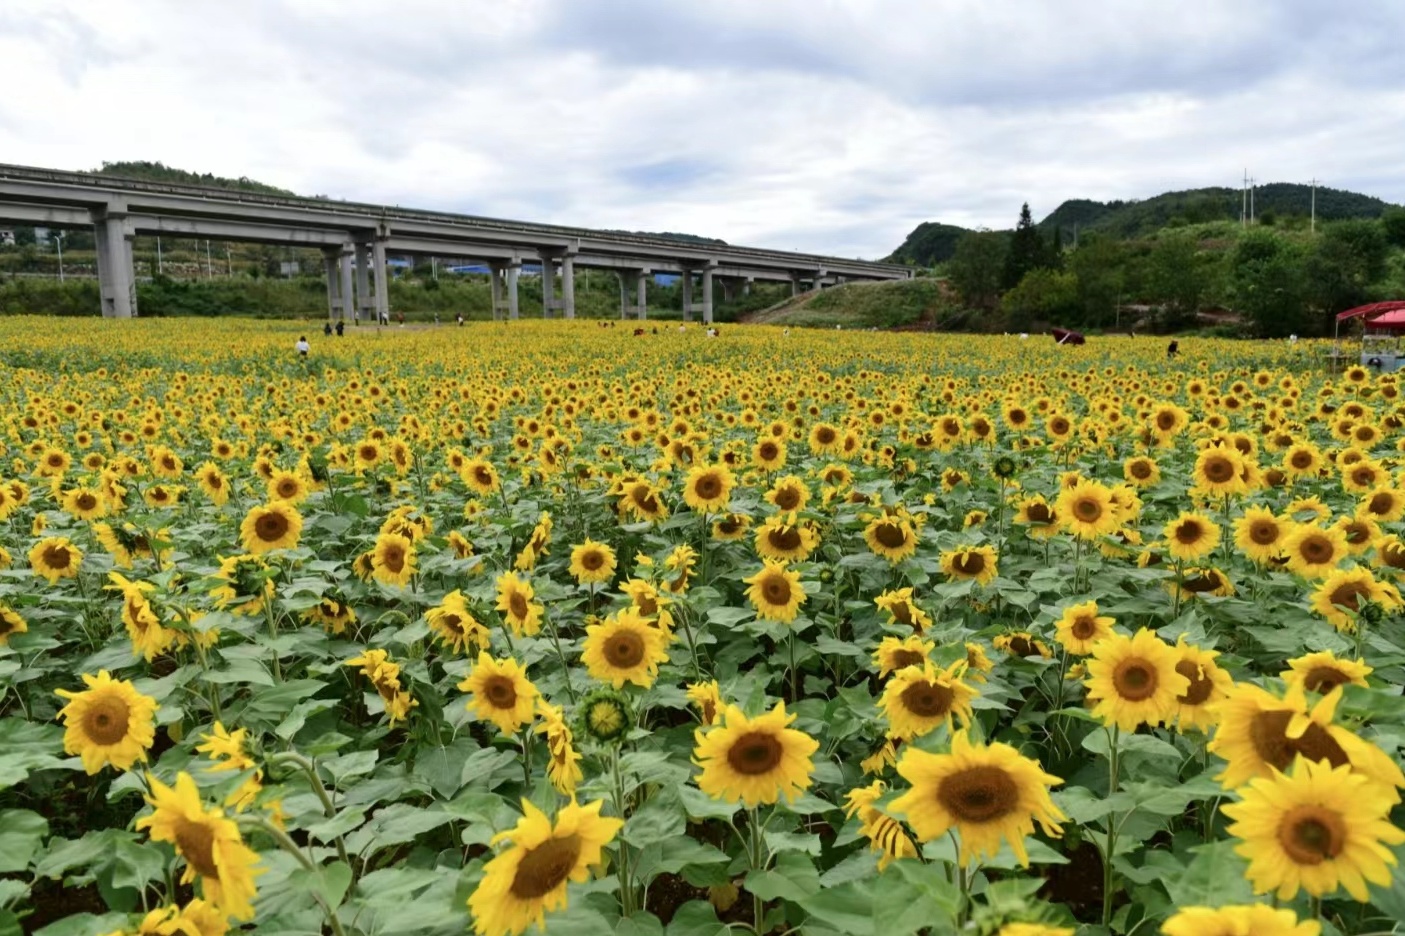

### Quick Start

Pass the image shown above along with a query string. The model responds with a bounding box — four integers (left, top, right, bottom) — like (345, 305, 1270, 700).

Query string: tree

(947, 231, 1007, 312)
(1305, 219, 1388, 316)
(1067, 234, 1125, 328)
(1001, 268, 1078, 330)
(1230, 230, 1308, 337)
(1002, 203, 1051, 288)
(1383, 208, 1405, 248)
(1146, 233, 1207, 328)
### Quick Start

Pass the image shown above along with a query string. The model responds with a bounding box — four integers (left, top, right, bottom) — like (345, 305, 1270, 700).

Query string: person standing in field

(296, 335, 310, 358)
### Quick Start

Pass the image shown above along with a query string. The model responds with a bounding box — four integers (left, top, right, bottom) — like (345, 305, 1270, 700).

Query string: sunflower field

(2, 316, 1404, 936)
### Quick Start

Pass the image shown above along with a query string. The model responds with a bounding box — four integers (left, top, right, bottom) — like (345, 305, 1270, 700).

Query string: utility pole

(1310, 177, 1319, 233)
(225, 245, 233, 276)
(205, 240, 213, 279)
(1250, 177, 1255, 224)
(1242, 169, 1249, 226)
(156, 236, 163, 275)
(55, 231, 64, 282)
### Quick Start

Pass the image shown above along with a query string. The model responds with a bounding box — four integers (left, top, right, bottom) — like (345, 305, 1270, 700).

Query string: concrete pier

(354, 243, 372, 322)
(93, 208, 136, 318)
(372, 238, 390, 321)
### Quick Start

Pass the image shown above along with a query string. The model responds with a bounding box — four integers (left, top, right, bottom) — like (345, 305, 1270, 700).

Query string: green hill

(91, 161, 298, 197)
(885, 221, 970, 267)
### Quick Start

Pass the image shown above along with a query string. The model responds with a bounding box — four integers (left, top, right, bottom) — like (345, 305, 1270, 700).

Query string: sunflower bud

(579, 688, 632, 744)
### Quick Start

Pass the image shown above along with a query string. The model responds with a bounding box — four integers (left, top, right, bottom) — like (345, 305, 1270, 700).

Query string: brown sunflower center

(726, 731, 783, 775)
(889, 601, 913, 626)
(773, 488, 801, 511)
(1368, 492, 1395, 515)
(1297, 534, 1334, 564)
(758, 442, 778, 461)
(768, 527, 803, 551)
(1073, 498, 1103, 522)
(1112, 658, 1158, 701)
(900, 679, 954, 718)
(1328, 580, 1370, 612)
(173, 818, 220, 880)
(1383, 545, 1405, 570)
(508, 591, 529, 621)
(1070, 615, 1099, 640)
(483, 675, 518, 709)
(954, 552, 986, 576)
(1351, 467, 1378, 486)
(42, 544, 72, 568)
(1156, 411, 1177, 431)
(83, 696, 131, 745)
(1129, 460, 1152, 480)
(604, 631, 645, 668)
(1277, 806, 1346, 866)
(379, 544, 405, 573)
(889, 650, 925, 671)
(693, 474, 721, 501)
(1290, 451, 1314, 469)
(1342, 522, 1371, 545)
(761, 575, 792, 607)
(1182, 572, 1223, 593)
(937, 765, 1019, 824)
(277, 480, 299, 498)
(1248, 711, 1349, 771)
(76, 493, 98, 511)
(1302, 666, 1351, 695)
(1173, 521, 1205, 545)
(509, 833, 582, 899)
(1249, 521, 1280, 545)
(580, 550, 605, 571)
(474, 467, 494, 487)
(874, 522, 908, 549)
(1202, 455, 1235, 483)
(815, 427, 836, 445)
(1025, 503, 1052, 524)
(1175, 660, 1215, 706)
(254, 512, 290, 543)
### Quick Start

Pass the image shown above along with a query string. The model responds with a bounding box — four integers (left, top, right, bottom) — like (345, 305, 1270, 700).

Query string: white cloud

(0, 0, 1401, 259)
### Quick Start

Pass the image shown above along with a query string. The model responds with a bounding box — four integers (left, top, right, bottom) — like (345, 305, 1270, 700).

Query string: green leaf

(763, 829, 821, 855)
(110, 838, 166, 891)
(678, 784, 740, 821)
(306, 806, 367, 842)
(0, 810, 47, 873)
(0, 719, 73, 790)
(744, 851, 820, 902)
(799, 879, 877, 935)
(664, 901, 729, 936)
(205, 656, 276, 686)
(624, 787, 686, 846)
(1164, 840, 1255, 908)
(412, 737, 479, 800)
(617, 913, 664, 936)
(344, 804, 452, 855)
(34, 914, 130, 936)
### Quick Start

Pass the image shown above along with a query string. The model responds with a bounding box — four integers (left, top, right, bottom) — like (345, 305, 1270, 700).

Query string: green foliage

(1000, 268, 1077, 330)
(1383, 208, 1405, 249)
(886, 222, 971, 267)
(1305, 219, 1390, 315)
(1229, 230, 1309, 337)
(1067, 235, 1126, 328)
(1002, 203, 1055, 290)
(92, 161, 297, 196)
(946, 232, 1007, 311)
(1144, 234, 1212, 329)
(766, 279, 953, 329)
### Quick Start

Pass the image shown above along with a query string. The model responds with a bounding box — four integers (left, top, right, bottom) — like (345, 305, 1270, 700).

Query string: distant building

(33, 227, 50, 246)
(279, 261, 301, 276)
(0, 230, 14, 247)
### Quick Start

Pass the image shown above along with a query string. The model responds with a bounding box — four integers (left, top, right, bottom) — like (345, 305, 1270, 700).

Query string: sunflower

(29, 536, 82, 584)
(533, 701, 582, 796)
(1281, 523, 1347, 579)
(1342, 458, 1387, 494)
(683, 463, 735, 513)
(685, 680, 724, 727)
(661, 544, 698, 594)
(711, 512, 752, 541)
(1233, 506, 1288, 566)
(108, 571, 175, 661)
(581, 608, 669, 689)
(808, 422, 841, 456)
(1282, 443, 1324, 480)
(1163, 511, 1221, 562)
(370, 531, 416, 587)
(1224, 758, 1404, 901)
(890, 729, 1065, 868)
(61, 486, 107, 522)
(195, 462, 231, 506)
(754, 513, 820, 562)
(1053, 600, 1114, 655)
(873, 635, 935, 678)
(619, 479, 668, 522)
(1310, 565, 1402, 632)
(994, 632, 1052, 660)
(1281, 650, 1371, 697)
(764, 474, 810, 512)
(265, 469, 308, 504)
(211, 554, 273, 615)
(238, 502, 303, 555)
(495, 572, 544, 637)
(874, 587, 932, 631)
(1161, 905, 1321, 936)
(1052, 479, 1117, 540)
(427, 589, 489, 654)
(1207, 683, 1405, 794)
(693, 702, 818, 807)
(880, 661, 977, 740)
(459, 652, 539, 735)
(743, 561, 806, 623)
(864, 515, 919, 564)
(939, 545, 998, 585)
(467, 798, 622, 936)
(568, 539, 617, 585)
(752, 437, 787, 472)
(1332, 513, 1378, 555)
(55, 670, 158, 775)
(843, 780, 919, 870)
(1122, 455, 1160, 488)
(1083, 628, 1188, 732)
(0, 604, 27, 646)
(1171, 635, 1234, 733)
(1013, 496, 1059, 540)
(462, 457, 501, 494)
(136, 772, 264, 920)
(1192, 445, 1248, 496)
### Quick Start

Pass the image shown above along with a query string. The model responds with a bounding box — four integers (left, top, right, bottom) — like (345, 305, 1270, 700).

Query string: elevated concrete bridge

(0, 164, 912, 321)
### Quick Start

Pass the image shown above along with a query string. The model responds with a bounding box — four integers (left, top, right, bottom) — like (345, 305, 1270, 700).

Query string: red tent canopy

(1052, 327, 1085, 345)
(1361, 308, 1405, 331)
(1336, 300, 1405, 322)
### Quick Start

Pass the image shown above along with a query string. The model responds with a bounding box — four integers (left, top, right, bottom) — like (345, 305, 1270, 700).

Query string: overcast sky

(2, 1, 1402, 259)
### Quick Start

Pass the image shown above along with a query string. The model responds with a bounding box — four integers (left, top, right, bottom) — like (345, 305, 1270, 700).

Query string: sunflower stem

(1102, 725, 1121, 927)
(545, 614, 578, 705)
(270, 752, 353, 871)
(677, 603, 704, 683)
(610, 744, 636, 916)
(746, 806, 768, 931)
(262, 598, 283, 682)
(1171, 558, 1185, 619)
(240, 814, 347, 936)
(520, 727, 534, 792)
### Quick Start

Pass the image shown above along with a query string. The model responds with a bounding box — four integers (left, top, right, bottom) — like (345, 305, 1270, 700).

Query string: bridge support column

(540, 254, 557, 317)
(339, 247, 355, 322)
(561, 255, 575, 319)
(622, 270, 649, 319)
(507, 260, 521, 320)
(489, 264, 504, 320)
(719, 278, 735, 304)
(372, 238, 391, 322)
(93, 210, 136, 318)
(701, 267, 714, 325)
(354, 243, 372, 323)
(790, 274, 801, 297)
(744, 277, 753, 297)
(680, 268, 693, 322)
(323, 248, 342, 320)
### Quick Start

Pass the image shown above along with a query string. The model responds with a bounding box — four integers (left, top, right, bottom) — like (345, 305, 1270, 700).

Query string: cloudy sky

(2, 0, 1402, 259)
